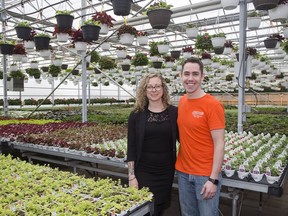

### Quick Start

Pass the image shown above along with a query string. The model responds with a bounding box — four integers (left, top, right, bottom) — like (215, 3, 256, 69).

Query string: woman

(127, 73, 178, 216)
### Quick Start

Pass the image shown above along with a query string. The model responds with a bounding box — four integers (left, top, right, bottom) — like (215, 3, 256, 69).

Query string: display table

(2, 140, 287, 216)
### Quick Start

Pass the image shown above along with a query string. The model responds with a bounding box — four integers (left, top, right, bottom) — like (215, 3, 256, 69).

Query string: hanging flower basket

(186, 27, 199, 39)
(170, 50, 181, 59)
(0, 43, 15, 55)
(57, 33, 69, 43)
(75, 41, 87, 51)
(116, 49, 127, 59)
(264, 38, 278, 49)
(157, 44, 169, 54)
(81, 20, 101, 41)
(214, 46, 225, 55)
(111, 0, 132, 16)
(268, 4, 288, 22)
(221, 0, 239, 10)
(247, 16, 261, 30)
(252, 0, 279, 10)
(100, 24, 109, 34)
(15, 26, 32, 40)
(121, 64, 131, 71)
(55, 13, 74, 30)
(152, 61, 163, 69)
(119, 33, 135, 45)
(34, 35, 50, 50)
(147, 9, 173, 29)
(24, 41, 35, 50)
(137, 36, 149, 45)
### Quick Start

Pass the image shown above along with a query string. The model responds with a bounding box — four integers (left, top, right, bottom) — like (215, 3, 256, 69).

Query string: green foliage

(248, 10, 260, 17)
(149, 41, 161, 56)
(35, 33, 50, 38)
(186, 23, 198, 28)
(281, 40, 288, 54)
(83, 19, 100, 26)
(146, 1, 173, 11)
(131, 53, 149, 66)
(195, 33, 213, 51)
(0, 70, 3, 79)
(25, 68, 41, 79)
(15, 21, 31, 27)
(49, 65, 61, 77)
(99, 56, 116, 70)
(212, 32, 226, 38)
(56, 10, 72, 15)
(9, 70, 25, 79)
(89, 50, 100, 63)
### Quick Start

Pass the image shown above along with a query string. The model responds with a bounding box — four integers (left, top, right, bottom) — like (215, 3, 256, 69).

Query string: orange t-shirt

(176, 94, 225, 176)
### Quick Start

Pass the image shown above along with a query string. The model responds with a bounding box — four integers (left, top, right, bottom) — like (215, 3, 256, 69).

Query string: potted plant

(55, 10, 74, 30)
(201, 52, 212, 65)
(170, 50, 181, 59)
(14, 21, 32, 40)
(30, 60, 38, 69)
(268, 0, 288, 22)
(23, 30, 36, 49)
(247, 10, 261, 30)
(117, 24, 137, 45)
(0, 40, 15, 55)
(222, 40, 234, 55)
(52, 25, 73, 43)
(195, 33, 213, 51)
(25, 68, 41, 79)
(81, 19, 101, 41)
(252, 0, 279, 10)
(111, 0, 132, 16)
(164, 55, 175, 68)
(41, 66, 49, 72)
(136, 31, 149, 45)
(264, 33, 285, 49)
(71, 29, 88, 51)
(157, 40, 170, 54)
(48, 64, 61, 77)
(221, 0, 239, 10)
(34, 32, 50, 50)
(9, 69, 25, 79)
(12, 43, 27, 61)
(182, 45, 194, 58)
(8, 69, 25, 90)
(92, 11, 115, 35)
(115, 46, 127, 59)
(146, 1, 173, 29)
(211, 32, 226, 48)
(98, 56, 116, 70)
(186, 23, 199, 39)
(131, 52, 149, 67)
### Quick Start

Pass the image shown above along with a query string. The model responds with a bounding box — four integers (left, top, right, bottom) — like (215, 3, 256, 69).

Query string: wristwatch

(208, 177, 219, 185)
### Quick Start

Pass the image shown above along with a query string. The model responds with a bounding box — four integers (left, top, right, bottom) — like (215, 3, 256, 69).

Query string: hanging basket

(111, 0, 132, 16)
(57, 33, 69, 43)
(264, 38, 278, 49)
(75, 41, 87, 52)
(100, 24, 109, 35)
(157, 44, 169, 54)
(147, 9, 173, 29)
(121, 64, 131, 71)
(34, 36, 50, 50)
(247, 17, 261, 30)
(170, 50, 181, 59)
(24, 41, 35, 50)
(152, 61, 163, 69)
(137, 36, 149, 45)
(0, 44, 15, 55)
(211, 37, 226, 48)
(81, 24, 101, 41)
(186, 28, 199, 39)
(268, 4, 288, 22)
(72, 69, 79, 75)
(55, 14, 74, 30)
(221, 0, 239, 10)
(283, 27, 288, 39)
(119, 33, 134, 45)
(214, 46, 225, 55)
(252, 0, 279, 10)
(15, 26, 32, 40)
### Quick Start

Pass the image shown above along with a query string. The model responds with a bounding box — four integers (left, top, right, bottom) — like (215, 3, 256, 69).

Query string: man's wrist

(208, 177, 219, 185)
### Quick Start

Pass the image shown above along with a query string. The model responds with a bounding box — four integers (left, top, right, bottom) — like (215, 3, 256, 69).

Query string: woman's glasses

(146, 85, 162, 92)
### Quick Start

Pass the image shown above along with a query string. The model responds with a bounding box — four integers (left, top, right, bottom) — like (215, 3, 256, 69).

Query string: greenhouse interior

(1, 0, 288, 215)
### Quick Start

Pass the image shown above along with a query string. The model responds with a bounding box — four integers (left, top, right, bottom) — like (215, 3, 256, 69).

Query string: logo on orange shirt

(192, 111, 204, 118)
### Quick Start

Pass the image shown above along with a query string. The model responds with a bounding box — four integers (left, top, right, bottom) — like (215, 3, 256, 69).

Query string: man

(176, 57, 225, 216)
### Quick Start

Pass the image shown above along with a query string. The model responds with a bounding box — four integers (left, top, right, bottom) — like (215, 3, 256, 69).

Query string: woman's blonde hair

(134, 73, 170, 113)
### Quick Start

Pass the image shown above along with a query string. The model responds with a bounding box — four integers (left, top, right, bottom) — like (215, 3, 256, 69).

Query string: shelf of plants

(0, 120, 287, 214)
(0, 154, 152, 215)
